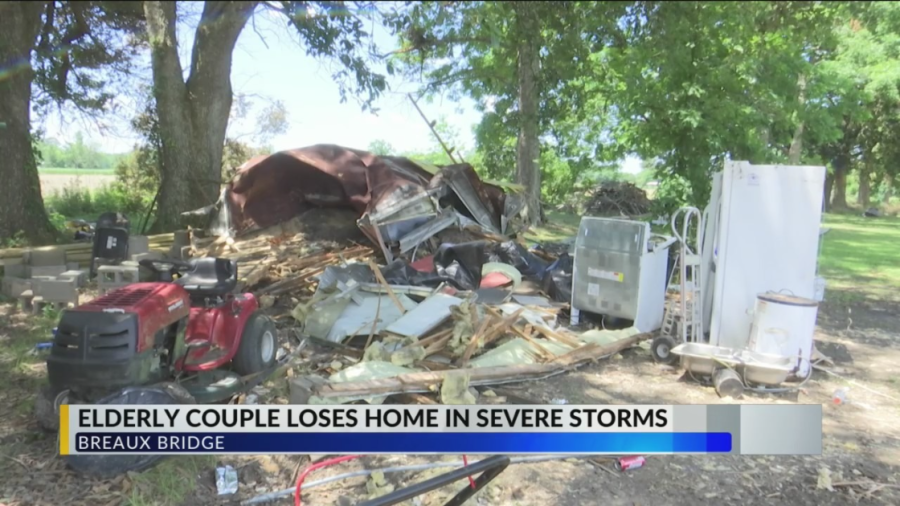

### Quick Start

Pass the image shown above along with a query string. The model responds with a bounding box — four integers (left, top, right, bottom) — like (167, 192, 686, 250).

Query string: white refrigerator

(705, 161, 826, 350)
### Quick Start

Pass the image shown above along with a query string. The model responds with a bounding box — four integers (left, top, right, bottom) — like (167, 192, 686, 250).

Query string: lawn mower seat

(175, 258, 238, 298)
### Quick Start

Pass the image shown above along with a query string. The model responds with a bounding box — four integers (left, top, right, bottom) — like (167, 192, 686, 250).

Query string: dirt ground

(1, 290, 898, 505)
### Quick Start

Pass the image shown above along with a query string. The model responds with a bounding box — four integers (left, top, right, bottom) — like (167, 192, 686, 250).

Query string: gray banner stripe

(672, 405, 707, 432)
(739, 405, 822, 455)
(706, 405, 741, 454)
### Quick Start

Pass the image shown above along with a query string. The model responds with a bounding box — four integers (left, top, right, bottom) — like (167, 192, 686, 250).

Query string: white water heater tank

(748, 293, 819, 379)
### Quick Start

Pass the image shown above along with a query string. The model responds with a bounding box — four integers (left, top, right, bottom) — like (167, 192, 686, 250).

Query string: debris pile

(190, 144, 531, 264)
(584, 181, 651, 217)
(173, 145, 658, 407)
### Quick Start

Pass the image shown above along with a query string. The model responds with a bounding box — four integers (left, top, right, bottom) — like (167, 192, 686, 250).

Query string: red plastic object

(479, 272, 512, 289)
(410, 255, 434, 272)
(616, 455, 646, 471)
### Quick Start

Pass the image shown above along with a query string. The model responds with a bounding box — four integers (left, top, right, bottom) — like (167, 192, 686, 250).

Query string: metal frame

(356, 455, 511, 506)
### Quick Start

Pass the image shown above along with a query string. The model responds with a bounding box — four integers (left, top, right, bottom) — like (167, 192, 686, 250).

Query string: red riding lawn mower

(36, 257, 287, 477)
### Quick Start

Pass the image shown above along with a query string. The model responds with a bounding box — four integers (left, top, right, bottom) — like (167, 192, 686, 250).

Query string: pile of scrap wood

(283, 254, 649, 406)
(584, 181, 651, 217)
(187, 209, 636, 407)
(189, 216, 377, 297)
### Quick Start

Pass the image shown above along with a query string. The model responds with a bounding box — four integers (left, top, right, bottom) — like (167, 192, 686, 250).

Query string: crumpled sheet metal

(221, 144, 508, 244)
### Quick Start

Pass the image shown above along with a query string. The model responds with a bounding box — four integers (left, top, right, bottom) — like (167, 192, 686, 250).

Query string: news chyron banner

(59, 404, 823, 456)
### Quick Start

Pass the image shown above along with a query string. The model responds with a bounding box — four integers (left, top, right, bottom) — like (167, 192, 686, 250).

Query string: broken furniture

(570, 217, 674, 333)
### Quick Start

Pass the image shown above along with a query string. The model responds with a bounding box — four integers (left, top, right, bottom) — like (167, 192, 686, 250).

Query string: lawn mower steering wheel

(139, 258, 193, 282)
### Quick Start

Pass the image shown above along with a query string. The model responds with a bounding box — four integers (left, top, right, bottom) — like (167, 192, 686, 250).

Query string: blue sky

(40, 3, 641, 172)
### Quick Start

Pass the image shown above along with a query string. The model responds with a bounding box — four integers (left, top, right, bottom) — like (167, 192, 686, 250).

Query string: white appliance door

(709, 161, 825, 350)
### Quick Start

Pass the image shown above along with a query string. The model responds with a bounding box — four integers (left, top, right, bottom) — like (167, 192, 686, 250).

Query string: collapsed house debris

(151, 144, 652, 406)
(189, 144, 530, 264)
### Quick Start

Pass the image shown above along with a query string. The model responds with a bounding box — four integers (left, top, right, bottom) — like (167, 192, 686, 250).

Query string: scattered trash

(832, 388, 848, 405)
(615, 456, 646, 471)
(549, 398, 568, 405)
(366, 469, 395, 498)
(816, 466, 834, 491)
(216, 465, 239, 495)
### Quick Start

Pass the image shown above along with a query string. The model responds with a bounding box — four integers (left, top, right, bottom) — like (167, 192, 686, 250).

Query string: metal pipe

(407, 93, 461, 164)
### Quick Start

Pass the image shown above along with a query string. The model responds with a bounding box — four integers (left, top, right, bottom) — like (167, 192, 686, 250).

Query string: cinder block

(25, 249, 66, 267)
(58, 270, 88, 288)
(30, 265, 67, 278)
(17, 289, 35, 313)
(2, 277, 31, 298)
(3, 263, 28, 278)
(131, 251, 164, 263)
(97, 264, 140, 287)
(31, 295, 46, 315)
(128, 235, 150, 255)
(33, 279, 78, 306)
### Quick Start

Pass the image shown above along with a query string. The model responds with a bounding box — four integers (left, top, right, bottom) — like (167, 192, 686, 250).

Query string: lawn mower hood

(47, 283, 191, 398)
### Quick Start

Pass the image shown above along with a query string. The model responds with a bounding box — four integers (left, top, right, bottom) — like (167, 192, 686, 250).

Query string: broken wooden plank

(457, 316, 494, 367)
(309, 332, 651, 400)
(367, 260, 406, 314)
(510, 325, 558, 361)
(533, 324, 583, 349)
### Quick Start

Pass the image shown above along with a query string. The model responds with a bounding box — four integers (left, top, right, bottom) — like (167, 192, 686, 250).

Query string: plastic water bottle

(832, 388, 848, 405)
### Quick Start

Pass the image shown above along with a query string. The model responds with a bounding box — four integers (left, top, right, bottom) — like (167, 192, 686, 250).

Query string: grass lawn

(819, 213, 900, 302)
(39, 167, 115, 176)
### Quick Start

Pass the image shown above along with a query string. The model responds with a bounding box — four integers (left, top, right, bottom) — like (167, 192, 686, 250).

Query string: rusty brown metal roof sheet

(223, 144, 508, 251)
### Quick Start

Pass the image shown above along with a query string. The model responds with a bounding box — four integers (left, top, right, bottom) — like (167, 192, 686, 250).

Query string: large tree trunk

(857, 158, 871, 208)
(514, 2, 542, 226)
(787, 74, 806, 165)
(0, 2, 58, 244)
(831, 153, 849, 209)
(823, 172, 834, 212)
(144, 1, 253, 232)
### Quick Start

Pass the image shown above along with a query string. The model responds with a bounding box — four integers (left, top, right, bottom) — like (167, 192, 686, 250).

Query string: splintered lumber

(307, 332, 652, 401)
(511, 325, 558, 361)
(367, 260, 406, 314)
